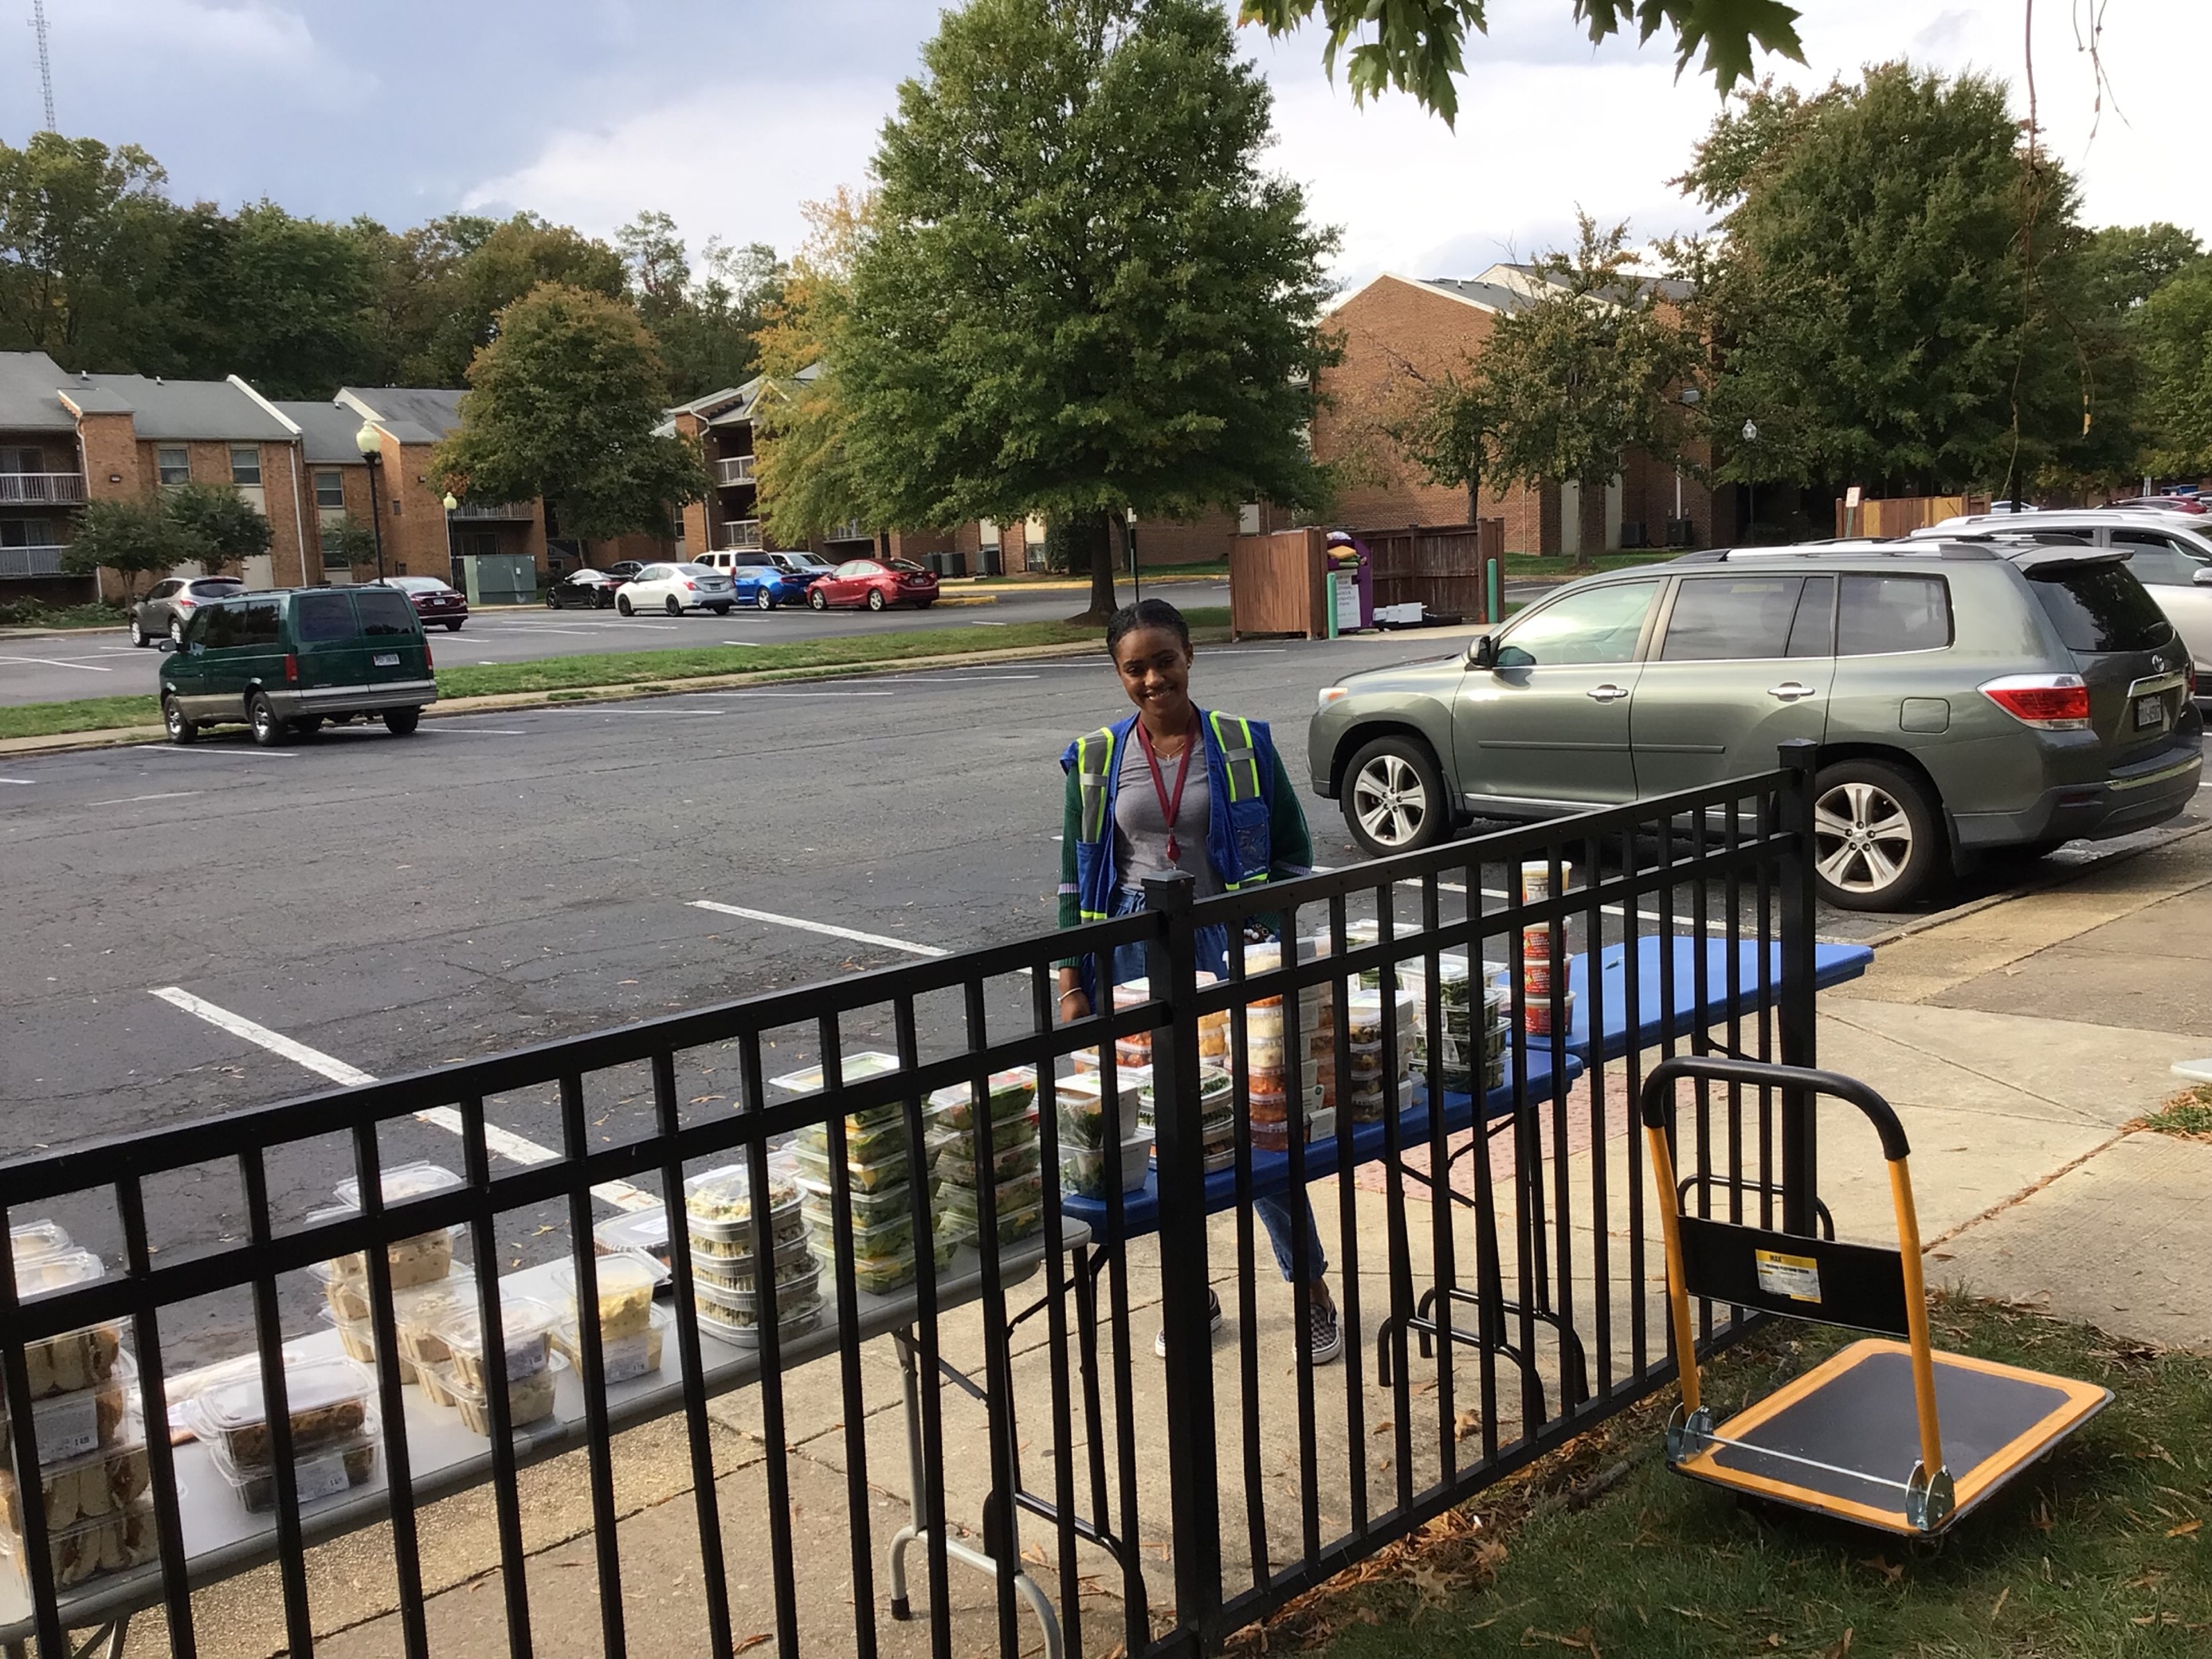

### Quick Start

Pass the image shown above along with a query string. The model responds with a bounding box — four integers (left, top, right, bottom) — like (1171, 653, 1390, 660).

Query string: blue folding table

(1563, 935, 1875, 1064)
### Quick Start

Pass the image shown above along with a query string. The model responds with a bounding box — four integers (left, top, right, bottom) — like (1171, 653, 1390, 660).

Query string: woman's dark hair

(1106, 597, 1190, 657)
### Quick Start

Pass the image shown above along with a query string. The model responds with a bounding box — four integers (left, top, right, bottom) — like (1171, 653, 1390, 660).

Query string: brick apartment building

(0, 351, 322, 605)
(1312, 265, 1728, 555)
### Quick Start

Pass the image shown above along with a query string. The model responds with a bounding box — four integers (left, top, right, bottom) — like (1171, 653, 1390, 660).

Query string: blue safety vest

(1060, 708, 1279, 928)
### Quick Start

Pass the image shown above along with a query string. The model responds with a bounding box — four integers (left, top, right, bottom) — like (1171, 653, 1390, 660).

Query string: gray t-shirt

(1114, 733, 1219, 898)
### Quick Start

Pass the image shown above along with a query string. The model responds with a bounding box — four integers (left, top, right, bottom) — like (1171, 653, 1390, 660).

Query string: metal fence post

(1143, 870, 1222, 1650)
(1776, 739, 1820, 1234)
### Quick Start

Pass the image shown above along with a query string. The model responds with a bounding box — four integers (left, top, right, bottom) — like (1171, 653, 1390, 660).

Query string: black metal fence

(0, 751, 1819, 1658)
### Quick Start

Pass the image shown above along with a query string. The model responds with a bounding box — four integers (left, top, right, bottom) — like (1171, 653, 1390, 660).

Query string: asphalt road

(3, 633, 2202, 1359)
(0, 578, 1233, 707)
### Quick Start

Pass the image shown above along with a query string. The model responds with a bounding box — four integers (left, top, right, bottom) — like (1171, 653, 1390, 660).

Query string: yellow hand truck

(1643, 1056, 2111, 1535)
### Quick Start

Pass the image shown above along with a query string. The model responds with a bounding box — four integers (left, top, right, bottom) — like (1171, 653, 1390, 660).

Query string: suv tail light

(1981, 673, 2091, 730)
(424, 638, 434, 669)
(284, 653, 299, 684)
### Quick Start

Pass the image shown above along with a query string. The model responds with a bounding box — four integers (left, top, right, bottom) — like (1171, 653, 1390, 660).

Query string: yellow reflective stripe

(1210, 711, 1261, 802)
(1077, 727, 1116, 844)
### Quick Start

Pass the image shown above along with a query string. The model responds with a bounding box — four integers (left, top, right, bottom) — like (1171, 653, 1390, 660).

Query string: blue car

(697, 551, 811, 610)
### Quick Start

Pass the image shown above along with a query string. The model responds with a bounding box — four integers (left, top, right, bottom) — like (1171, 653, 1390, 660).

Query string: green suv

(159, 586, 438, 747)
(1308, 543, 2202, 909)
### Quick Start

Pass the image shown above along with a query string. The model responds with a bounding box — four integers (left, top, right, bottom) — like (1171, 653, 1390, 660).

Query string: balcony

(447, 500, 535, 521)
(722, 519, 764, 551)
(713, 454, 757, 488)
(0, 473, 85, 506)
(0, 545, 66, 578)
(826, 520, 872, 543)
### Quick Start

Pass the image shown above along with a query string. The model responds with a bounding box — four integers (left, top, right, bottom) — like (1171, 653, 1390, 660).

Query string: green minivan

(159, 586, 438, 746)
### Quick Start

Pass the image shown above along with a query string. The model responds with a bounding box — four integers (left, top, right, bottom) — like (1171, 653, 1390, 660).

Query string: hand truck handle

(1638, 1055, 1910, 1163)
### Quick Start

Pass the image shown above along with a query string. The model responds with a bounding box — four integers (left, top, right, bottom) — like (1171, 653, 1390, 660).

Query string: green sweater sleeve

(1269, 747, 1314, 879)
(1057, 765, 1083, 932)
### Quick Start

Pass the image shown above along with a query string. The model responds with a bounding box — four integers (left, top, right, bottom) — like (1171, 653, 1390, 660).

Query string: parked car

(768, 551, 838, 585)
(1308, 542, 2202, 910)
(692, 550, 814, 609)
(131, 576, 244, 647)
(805, 557, 939, 612)
(159, 586, 436, 746)
(1912, 512, 2212, 683)
(615, 562, 737, 616)
(2107, 494, 2205, 515)
(602, 561, 649, 582)
(547, 569, 624, 610)
(364, 574, 469, 631)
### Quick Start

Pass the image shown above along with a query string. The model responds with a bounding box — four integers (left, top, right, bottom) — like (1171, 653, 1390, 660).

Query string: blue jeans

(1109, 890, 1329, 1286)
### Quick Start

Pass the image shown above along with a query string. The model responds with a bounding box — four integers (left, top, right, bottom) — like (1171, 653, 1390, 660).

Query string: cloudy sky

(6, 1, 2204, 289)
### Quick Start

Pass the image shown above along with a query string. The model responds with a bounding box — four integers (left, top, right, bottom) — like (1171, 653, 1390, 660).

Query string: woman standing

(1053, 598, 1342, 1364)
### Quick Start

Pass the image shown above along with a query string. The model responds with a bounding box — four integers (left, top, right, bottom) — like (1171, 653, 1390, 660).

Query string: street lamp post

(354, 421, 388, 582)
(1741, 419, 1759, 544)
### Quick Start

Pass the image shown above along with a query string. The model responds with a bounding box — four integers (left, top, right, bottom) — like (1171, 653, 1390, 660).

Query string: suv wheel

(1812, 760, 1943, 911)
(169, 618, 186, 645)
(162, 696, 198, 745)
(129, 618, 147, 648)
(383, 707, 422, 736)
(1342, 735, 1449, 858)
(248, 692, 284, 748)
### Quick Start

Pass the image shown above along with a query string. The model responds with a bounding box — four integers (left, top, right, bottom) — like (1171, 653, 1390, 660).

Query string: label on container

(597, 1332, 655, 1385)
(294, 1446, 353, 1505)
(33, 1390, 98, 1463)
(1753, 1249, 1822, 1304)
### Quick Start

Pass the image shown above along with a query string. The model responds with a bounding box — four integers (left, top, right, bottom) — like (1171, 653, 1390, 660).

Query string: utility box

(453, 553, 538, 606)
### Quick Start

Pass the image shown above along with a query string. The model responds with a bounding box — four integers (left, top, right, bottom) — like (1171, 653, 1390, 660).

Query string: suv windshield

(2027, 561, 2172, 653)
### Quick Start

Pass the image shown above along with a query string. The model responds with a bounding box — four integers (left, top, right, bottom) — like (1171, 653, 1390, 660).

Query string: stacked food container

(310, 1162, 467, 1375)
(1518, 861, 1576, 1038)
(1239, 939, 1333, 1149)
(930, 1069, 1045, 1249)
(794, 1098, 943, 1296)
(1138, 1066, 1236, 1169)
(552, 1251, 673, 1376)
(0, 1224, 158, 1590)
(1053, 1068, 1148, 1198)
(428, 1296, 563, 1432)
(686, 1158, 823, 1344)
(1418, 955, 1510, 1095)
(1342, 987, 1421, 1122)
(181, 1355, 381, 1517)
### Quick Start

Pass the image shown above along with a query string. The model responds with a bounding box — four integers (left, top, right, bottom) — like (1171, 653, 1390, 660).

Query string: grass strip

(2139, 1084, 2212, 1139)
(0, 694, 160, 740)
(431, 610, 1226, 700)
(1261, 1296, 2210, 1658)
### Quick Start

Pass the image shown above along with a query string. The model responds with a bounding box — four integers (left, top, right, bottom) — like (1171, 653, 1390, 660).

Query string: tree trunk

(1068, 508, 1117, 624)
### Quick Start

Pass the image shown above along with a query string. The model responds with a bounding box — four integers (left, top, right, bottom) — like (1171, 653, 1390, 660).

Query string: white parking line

(721, 691, 895, 700)
(144, 747, 296, 759)
(720, 641, 760, 647)
(147, 987, 657, 1211)
(0, 655, 111, 672)
(419, 728, 531, 736)
(1, 777, 34, 786)
(690, 900, 948, 958)
(88, 791, 202, 806)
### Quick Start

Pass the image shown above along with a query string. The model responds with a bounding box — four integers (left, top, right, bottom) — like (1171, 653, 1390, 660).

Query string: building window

(157, 447, 190, 486)
(454, 531, 499, 559)
(1, 519, 57, 547)
(229, 445, 262, 486)
(313, 469, 344, 510)
(0, 448, 41, 474)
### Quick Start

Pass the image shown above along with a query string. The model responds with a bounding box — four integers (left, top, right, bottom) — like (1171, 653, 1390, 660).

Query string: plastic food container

(685, 1158, 806, 1243)
(334, 1160, 462, 1212)
(692, 1252, 822, 1304)
(593, 1208, 674, 1273)
(1518, 860, 1571, 902)
(1, 1351, 135, 1467)
(769, 1049, 903, 1100)
(437, 1296, 559, 1391)
(551, 1249, 669, 1343)
(8, 1247, 125, 1401)
(1522, 958, 1557, 997)
(928, 1128, 1042, 1190)
(935, 1171, 1045, 1228)
(7, 1219, 72, 1264)
(437, 1359, 558, 1437)
(798, 1179, 917, 1232)
(790, 1135, 915, 1193)
(316, 1307, 423, 1385)
(206, 1431, 378, 1516)
(1523, 990, 1576, 1038)
(309, 1206, 457, 1294)
(0, 1498, 159, 1590)
(388, 1273, 485, 1370)
(695, 1297, 822, 1350)
(0, 1428, 151, 1533)
(555, 1303, 671, 1386)
(928, 1068, 1037, 1131)
(1053, 1069, 1142, 1150)
(1060, 1132, 1151, 1198)
(806, 1206, 914, 1264)
(939, 1200, 1044, 1248)
(179, 1354, 371, 1469)
(1520, 924, 1555, 963)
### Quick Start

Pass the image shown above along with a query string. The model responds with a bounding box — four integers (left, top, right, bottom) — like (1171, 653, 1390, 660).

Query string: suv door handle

(1767, 681, 1818, 702)
(1585, 684, 1630, 703)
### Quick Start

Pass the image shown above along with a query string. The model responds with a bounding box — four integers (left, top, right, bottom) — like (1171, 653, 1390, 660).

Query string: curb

(0, 632, 1244, 760)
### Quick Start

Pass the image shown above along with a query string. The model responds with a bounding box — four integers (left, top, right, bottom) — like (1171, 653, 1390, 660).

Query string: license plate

(2134, 696, 2165, 730)
(373, 653, 400, 667)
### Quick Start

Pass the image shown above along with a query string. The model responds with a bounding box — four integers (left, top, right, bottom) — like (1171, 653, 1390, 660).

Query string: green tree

(1386, 360, 1500, 526)
(1681, 65, 2128, 498)
(0, 133, 174, 367)
(164, 480, 272, 575)
(432, 281, 708, 540)
(2136, 265, 2212, 477)
(411, 215, 627, 385)
(788, 0, 1338, 620)
(754, 190, 871, 549)
(2081, 223, 2204, 316)
(58, 496, 205, 598)
(619, 211, 786, 401)
(1243, 0, 1804, 124)
(150, 202, 375, 397)
(317, 516, 378, 571)
(1481, 215, 1695, 561)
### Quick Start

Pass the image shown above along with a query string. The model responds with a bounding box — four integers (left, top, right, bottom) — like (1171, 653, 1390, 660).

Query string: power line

(30, 0, 55, 132)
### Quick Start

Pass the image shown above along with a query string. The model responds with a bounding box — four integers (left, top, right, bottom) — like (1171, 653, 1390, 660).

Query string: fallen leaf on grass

(1858, 1556, 1905, 1585)
(1992, 1587, 2010, 1620)
(2167, 1518, 2202, 1538)
(1522, 1626, 1600, 1655)
(1815, 1630, 1853, 1658)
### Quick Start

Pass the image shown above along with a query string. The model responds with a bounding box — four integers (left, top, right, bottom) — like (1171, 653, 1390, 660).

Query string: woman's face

(1112, 626, 1194, 727)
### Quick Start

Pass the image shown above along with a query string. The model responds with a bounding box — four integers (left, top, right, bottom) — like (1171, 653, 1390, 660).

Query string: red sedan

(806, 557, 939, 612)
(367, 575, 470, 630)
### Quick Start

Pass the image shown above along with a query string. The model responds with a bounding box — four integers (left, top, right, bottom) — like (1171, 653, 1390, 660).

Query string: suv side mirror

(155, 637, 176, 653)
(2194, 566, 2212, 586)
(1467, 633, 1496, 669)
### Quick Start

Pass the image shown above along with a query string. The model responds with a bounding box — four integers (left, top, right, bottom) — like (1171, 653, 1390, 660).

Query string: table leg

(1073, 1243, 1112, 1535)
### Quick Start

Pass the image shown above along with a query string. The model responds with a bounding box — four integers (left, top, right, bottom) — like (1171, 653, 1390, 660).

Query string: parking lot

(0, 579, 1231, 707)
(2, 629, 2202, 1357)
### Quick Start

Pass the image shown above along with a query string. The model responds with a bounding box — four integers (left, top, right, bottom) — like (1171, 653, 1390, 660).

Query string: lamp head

(354, 421, 382, 461)
(442, 492, 458, 511)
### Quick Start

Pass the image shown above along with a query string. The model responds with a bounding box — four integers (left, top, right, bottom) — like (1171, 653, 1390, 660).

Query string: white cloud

(65, 1, 373, 97)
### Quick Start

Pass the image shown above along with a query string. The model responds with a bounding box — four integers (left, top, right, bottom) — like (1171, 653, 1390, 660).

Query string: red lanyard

(1135, 717, 1198, 865)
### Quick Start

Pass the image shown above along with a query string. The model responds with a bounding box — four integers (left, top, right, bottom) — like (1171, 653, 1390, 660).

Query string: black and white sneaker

(1306, 1296, 1344, 1366)
(1155, 1287, 1224, 1358)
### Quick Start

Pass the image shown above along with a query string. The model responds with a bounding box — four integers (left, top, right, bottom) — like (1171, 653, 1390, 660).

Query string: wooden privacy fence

(1227, 524, 1507, 639)
(1834, 495, 1990, 539)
